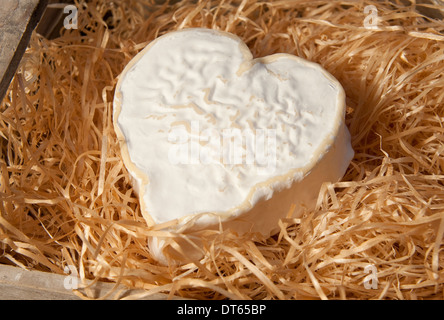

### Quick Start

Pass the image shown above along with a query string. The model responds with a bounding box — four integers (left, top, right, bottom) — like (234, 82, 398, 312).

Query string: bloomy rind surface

(113, 28, 354, 262)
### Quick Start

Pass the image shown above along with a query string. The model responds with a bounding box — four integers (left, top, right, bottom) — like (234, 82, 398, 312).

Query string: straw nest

(1, 0, 444, 300)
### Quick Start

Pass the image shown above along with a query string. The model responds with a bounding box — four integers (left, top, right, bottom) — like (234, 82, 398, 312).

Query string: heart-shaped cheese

(113, 28, 353, 263)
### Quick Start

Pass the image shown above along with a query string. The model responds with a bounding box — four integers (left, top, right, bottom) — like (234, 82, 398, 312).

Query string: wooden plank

(0, 0, 48, 102)
(0, 264, 180, 300)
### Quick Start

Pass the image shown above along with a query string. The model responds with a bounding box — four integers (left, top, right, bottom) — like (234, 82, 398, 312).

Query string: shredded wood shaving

(1, 0, 444, 300)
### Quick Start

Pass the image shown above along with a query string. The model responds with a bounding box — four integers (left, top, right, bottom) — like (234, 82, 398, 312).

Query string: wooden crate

(2, 0, 442, 301)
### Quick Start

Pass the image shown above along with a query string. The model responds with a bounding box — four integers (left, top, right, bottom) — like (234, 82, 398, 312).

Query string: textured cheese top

(113, 28, 347, 227)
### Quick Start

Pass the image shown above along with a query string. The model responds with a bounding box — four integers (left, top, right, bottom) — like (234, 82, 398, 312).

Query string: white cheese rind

(113, 28, 354, 263)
